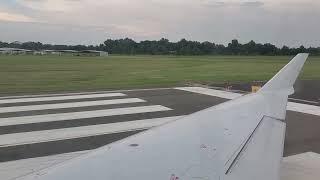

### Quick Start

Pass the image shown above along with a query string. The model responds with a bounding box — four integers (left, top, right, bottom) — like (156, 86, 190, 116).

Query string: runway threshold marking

(175, 87, 243, 99)
(0, 98, 145, 113)
(175, 87, 320, 116)
(0, 87, 173, 100)
(0, 105, 172, 126)
(0, 93, 126, 104)
(0, 116, 183, 147)
(287, 102, 320, 116)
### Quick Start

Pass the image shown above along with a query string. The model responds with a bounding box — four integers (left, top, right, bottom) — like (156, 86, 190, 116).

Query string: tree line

(1, 39, 319, 56)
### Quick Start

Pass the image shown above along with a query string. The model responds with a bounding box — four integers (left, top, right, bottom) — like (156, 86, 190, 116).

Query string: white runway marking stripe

(0, 93, 126, 104)
(287, 102, 320, 116)
(289, 98, 318, 105)
(0, 87, 172, 100)
(176, 87, 320, 116)
(0, 98, 144, 113)
(175, 87, 243, 99)
(0, 105, 172, 126)
(0, 116, 183, 147)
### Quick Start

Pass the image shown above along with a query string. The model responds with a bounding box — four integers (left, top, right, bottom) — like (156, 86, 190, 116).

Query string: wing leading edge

(20, 54, 309, 180)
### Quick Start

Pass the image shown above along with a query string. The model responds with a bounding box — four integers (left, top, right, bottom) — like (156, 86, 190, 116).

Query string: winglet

(259, 53, 309, 95)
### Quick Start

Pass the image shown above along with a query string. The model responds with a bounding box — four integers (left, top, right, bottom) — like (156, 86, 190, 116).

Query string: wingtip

(259, 53, 308, 94)
(297, 53, 309, 58)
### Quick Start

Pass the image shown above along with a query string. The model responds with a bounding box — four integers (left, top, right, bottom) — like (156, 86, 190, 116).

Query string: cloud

(111, 24, 163, 38)
(240, 1, 264, 7)
(0, 12, 35, 22)
(201, 0, 264, 8)
(17, 0, 82, 12)
(201, 1, 226, 7)
(0, 0, 319, 47)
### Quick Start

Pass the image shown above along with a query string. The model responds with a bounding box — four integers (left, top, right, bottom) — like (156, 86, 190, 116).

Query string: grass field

(0, 55, 319, 95)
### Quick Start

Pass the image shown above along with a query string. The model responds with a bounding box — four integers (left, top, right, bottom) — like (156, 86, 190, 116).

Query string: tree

(227, 39, 241, 55)
(0, 39, 319, 56)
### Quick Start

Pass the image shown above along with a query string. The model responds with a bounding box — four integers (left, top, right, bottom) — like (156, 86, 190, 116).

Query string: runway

(0, 87, 319, 180)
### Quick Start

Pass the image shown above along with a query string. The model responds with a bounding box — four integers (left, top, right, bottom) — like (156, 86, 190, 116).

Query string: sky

(0, 0, 319, 47)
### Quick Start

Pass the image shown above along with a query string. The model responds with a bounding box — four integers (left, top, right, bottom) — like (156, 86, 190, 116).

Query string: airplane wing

(20, 54, 309, 180)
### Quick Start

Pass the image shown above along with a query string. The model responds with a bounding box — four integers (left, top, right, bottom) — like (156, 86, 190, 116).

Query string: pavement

(0, 87, 319, 180)
(211, 80, 320, 106)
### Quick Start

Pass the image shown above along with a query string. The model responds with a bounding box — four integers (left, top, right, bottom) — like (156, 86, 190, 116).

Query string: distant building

(33, 50, 62, 56)
(80, 50, 109, 56)
(0, 48, 108, 57)
(0, 48, 33, 55)
(43, 50, 62, 56)
(50, 50, 109, 56)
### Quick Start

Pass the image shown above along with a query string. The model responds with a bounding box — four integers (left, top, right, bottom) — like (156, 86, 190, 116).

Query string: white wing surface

(20, 54, 309, 180)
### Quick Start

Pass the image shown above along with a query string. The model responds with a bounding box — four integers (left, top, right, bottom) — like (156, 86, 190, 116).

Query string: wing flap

(223, 116, 286, 180)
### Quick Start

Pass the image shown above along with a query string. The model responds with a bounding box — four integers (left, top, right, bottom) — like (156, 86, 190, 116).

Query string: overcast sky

(0, 0, 319, 47)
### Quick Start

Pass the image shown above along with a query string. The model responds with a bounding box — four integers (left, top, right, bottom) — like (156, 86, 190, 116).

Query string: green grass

(0, 55, 319, 95)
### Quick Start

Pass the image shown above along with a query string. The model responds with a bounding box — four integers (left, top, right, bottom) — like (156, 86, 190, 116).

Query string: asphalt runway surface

(0, 87, 319, 179)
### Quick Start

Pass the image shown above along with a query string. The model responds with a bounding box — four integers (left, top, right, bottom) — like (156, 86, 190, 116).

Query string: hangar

(80, 50, 108, 56)
(0, 48, 108, 57)
(0, 48, 33, 55)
